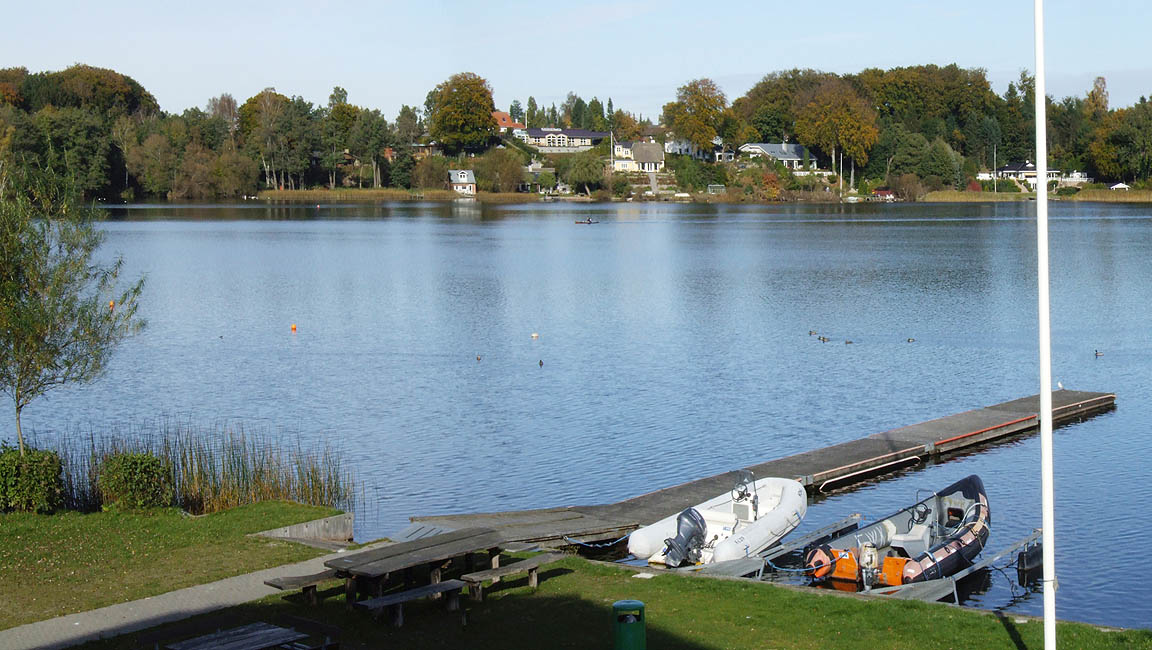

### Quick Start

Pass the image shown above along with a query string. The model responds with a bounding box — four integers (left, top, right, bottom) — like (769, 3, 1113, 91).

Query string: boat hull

(628, 477, 807, 565)
(804, 474, 990, 587)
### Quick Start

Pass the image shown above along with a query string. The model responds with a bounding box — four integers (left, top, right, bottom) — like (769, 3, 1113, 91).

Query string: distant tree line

(662, 65, 1151, 190)
(1, 63, 1148, 201)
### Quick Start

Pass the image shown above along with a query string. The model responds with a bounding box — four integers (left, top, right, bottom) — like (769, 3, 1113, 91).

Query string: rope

(563, 533, 631, 548)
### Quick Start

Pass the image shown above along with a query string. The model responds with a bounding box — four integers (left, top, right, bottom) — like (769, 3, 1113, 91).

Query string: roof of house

(448, 169, 476, 184)
(998, 161, 1036, 173)
(633, 142, 664, 164)
(492, 111, 525, 130)
(739, 142, 806, 160)
(525, 127, 608, 140)
(616, 140, 634, 149)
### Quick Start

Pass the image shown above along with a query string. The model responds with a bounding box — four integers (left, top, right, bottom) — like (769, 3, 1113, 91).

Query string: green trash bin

(612, 599, 646, 650)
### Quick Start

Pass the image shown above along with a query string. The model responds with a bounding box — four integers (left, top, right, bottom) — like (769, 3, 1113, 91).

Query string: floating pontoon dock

(404, 390, 1113, 546)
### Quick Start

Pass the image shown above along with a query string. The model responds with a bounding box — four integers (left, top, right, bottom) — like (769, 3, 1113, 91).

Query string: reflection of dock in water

(403, 390, 1114, 546)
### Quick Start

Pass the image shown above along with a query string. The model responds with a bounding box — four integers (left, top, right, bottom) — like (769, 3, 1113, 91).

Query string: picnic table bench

(264, 569, 340, 605)
(324, 527, 504, 604)
(165, 622, 308, 650)
(353, 579, 467, 627)
(461, 552, 566, 601)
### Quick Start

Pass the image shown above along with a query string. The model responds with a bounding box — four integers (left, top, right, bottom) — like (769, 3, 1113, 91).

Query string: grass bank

(0, 501, 337, 630)
(922, 190, 1031, 202)
(258, 188, 541, 203)
(75, 555, 1150, 649)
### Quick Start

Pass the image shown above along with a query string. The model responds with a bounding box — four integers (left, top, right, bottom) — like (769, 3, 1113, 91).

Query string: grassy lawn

(75, 556, 1151, 650)
(0, 501, 337, 630)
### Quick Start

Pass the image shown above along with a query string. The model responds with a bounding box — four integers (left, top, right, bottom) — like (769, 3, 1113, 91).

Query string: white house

(739, 142, 812, 170)
(613, 139, 665, 173)
(516, 128, 608, 152)
(664, 136, 731, 162)
(996, 161, 1061, 188)
(448, 169, 476, 195)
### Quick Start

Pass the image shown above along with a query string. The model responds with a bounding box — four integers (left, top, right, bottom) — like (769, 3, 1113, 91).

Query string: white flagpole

(1034, 0, 1057, 647)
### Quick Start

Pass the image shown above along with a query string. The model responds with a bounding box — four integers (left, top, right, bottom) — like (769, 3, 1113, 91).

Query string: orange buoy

(109, 300, 115, 311)
(291, 324, 297, 332)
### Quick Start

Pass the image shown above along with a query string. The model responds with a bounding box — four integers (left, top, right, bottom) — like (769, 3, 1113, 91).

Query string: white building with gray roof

(739, 142, 813, 170)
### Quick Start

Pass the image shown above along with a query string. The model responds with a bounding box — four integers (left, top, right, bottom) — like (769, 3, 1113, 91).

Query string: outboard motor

(661, 507, 707, 567)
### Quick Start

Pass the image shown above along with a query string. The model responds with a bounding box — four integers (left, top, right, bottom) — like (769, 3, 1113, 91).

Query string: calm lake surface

(23, 200, 1152, 628)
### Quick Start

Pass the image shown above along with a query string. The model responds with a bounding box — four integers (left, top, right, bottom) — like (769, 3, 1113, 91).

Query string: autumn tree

(612, 110, 643, 142)
(662, 78, 727, 154)
(207, 93, 239, 143)
(794, 78, 878, 187)
(426, 72, 497, 153)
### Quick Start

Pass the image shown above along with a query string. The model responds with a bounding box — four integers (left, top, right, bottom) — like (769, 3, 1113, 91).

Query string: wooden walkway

(408, 390, 1114, 546)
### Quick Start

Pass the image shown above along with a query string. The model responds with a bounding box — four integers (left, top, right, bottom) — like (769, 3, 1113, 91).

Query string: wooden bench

(166, 622, 308, 650)
(264, 569, 340, 605)
(461, 553, 565, 601)
(353, 579, 467, 627)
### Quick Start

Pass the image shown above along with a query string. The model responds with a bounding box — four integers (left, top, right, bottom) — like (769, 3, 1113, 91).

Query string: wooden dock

(406, 390, 1114, 546)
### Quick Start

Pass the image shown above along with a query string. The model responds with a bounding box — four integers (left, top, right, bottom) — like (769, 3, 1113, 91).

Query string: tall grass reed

(35, 420, 357, 515)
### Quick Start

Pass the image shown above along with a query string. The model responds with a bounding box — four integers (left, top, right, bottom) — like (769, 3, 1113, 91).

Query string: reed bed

(1071, 189, 1152, 203)
(38, 421, 356, 515)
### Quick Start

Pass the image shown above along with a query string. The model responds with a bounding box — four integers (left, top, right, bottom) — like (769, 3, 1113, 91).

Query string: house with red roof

(492, 111, 525, 133)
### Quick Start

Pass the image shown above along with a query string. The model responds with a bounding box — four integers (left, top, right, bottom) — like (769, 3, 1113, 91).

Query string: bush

(0, 445, 64, 513)
(1056, 186, 1081, 197)
(99, 452, 172, 510)
(611, 175, 631, 197)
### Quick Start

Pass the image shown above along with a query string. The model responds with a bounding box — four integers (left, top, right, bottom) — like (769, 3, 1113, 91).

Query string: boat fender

(805, 544, 837, 579)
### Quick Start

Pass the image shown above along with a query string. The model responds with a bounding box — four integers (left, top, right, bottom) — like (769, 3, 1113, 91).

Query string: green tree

(390, 149, 414, 188)
(395, 105, 422, 146)
(0, 168, 144, 455)
(126, 133, 176, 196)
(509, 99, 524, 124)
(563, 151, 604, 195)
(662, 78, 727, 154)
(525, 96, 538, 128)
(321, 87, 357, 188)
(426, 72, 497, 153)
(474, 148, 525, 192)
(587, 98, 607, 131)
(349, 108, 391, 188)
(412, 155, 451, 189)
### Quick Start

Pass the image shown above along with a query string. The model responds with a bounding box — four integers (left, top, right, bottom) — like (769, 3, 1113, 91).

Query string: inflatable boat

(804, 474, 990, 588)
(628, 472, 807, 567)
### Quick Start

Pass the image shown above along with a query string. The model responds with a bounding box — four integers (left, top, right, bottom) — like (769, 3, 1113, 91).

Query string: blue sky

(3, 1, 1148, 121)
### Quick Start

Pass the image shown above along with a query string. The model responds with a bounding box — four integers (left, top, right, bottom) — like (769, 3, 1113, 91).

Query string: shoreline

(256, 188, 1152, 205)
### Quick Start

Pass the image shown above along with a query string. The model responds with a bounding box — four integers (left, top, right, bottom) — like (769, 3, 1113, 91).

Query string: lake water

(20, 200, 1152, 629)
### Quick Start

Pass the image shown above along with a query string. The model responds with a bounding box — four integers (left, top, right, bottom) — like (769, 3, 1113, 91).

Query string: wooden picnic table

(324, 527, 504, 604)
(165, 622, 307, 650)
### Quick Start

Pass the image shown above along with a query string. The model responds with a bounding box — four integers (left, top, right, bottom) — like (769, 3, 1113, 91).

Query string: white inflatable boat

(628, 472, 808, 566)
